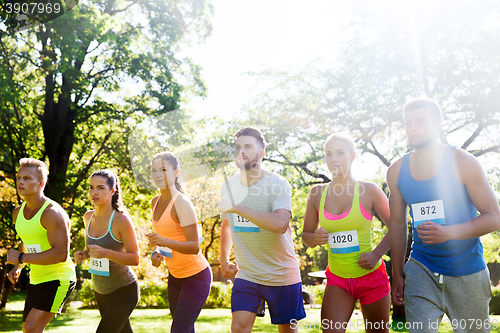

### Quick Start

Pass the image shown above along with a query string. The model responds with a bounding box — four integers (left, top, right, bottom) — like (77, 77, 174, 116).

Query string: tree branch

(106, 0, 139, 16)
(366, 140, 391, 167)
(471, 145, 500, 157)
(264, 157, 330, 183)
(461, 123, 483, 150)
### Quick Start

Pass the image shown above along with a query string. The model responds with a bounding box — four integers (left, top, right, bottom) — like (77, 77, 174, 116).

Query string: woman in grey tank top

(74, 170, 140, 333)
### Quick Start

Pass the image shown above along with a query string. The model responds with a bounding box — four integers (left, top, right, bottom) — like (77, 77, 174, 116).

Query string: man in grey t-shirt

(218, 126, 305, 333)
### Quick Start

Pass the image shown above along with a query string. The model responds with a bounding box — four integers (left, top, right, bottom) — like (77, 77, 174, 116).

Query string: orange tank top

(152, 192, 209, 278)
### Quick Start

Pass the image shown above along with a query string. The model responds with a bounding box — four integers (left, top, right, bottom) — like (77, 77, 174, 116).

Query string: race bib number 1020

(328, 230, 360, 254)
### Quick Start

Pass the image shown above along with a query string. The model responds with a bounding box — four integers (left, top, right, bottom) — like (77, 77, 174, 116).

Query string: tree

(204, 0, 500, 319)
(1, 0, 213, 203)
(0, 0, 213, 305)
(239, 0, 500, 187)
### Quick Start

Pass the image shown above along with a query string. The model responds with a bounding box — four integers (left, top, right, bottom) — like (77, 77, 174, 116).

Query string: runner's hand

(221, 260, 238, 279)
(417, 221, 448, 244)
(358, 251, 378, 270)
(218, 198, 236, 214)
(74, 250, 88, 264)
(392, 275, 405, 306)
(7, 268, 20, 285)
(146, 233, 168, 247)
(151, 252, 163, 268)
(88, 245, 108, 259)
(6, 249, 20, 265)
(314, 227, 329, 246)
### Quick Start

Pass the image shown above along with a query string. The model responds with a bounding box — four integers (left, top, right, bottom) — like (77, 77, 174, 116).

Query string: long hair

(151, 152, 188, 194)
(89, 169, 126, 213)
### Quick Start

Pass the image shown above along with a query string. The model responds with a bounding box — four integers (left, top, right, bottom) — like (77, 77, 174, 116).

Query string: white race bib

(233, 214, 260, 233)
(198, 223, 204, 243)
(328, 230, 360, 254)
(25, 244, 42, 254)
(411, 200, 446, 227)
(89, 257, 110, 276)
(158, 246, 173, 258)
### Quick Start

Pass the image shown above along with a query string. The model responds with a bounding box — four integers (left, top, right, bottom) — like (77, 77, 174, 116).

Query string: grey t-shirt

(221, 171, 300, 286)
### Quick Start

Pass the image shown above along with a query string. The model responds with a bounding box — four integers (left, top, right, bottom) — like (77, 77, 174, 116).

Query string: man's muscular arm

(9, 203, 70, 265)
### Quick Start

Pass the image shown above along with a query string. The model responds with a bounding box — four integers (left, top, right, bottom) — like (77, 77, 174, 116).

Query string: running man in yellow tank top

(6, 158, 76, 333)
(302, 134, 391, 333)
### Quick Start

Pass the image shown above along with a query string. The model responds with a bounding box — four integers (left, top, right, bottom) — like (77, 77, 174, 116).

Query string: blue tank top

(397, 145, 485, 276)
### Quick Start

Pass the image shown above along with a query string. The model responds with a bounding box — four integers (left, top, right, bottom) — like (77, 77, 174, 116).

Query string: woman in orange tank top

(146, 152, 212, 333)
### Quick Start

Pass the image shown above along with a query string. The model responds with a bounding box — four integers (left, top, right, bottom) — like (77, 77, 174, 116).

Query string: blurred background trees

(1, 0, 500, 317)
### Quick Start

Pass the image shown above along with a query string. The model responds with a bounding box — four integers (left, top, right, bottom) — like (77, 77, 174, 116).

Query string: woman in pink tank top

(302, 133, 391, 333)
(146, 152, 211, 333)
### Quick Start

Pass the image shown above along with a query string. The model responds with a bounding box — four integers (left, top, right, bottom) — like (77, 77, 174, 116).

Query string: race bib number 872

(411, 200, 446, 227)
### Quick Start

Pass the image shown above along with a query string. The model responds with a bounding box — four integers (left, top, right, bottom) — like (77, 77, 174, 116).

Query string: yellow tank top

(15, 199, 76, 284)
(318, 181, 381, 278)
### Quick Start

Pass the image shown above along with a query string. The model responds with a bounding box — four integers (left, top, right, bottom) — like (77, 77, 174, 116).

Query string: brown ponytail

(90, 169, 127, 213)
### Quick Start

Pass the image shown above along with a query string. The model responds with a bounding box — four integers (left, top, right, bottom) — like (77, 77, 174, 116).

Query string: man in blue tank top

(387, 97, 500, 332)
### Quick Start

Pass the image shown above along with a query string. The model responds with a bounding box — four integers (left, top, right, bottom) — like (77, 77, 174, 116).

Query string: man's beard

(409, 136, 433, 149)
(236, 155, 259, 170)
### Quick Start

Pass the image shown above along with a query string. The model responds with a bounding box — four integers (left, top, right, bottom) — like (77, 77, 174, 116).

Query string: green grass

(2, 292, 500, 332)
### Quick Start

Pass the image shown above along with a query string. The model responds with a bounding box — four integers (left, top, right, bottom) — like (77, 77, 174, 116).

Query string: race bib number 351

(329, 230, 360, 254)
(89, 257, 110, 276)
(411, 200, 446, 227)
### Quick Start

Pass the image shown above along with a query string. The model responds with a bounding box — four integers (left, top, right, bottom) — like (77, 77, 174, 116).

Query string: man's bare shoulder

(387, 156, 404, 175)
(387, 157, 405, 183)
(41, 199, 70, 226)
(12, 205, 22, 222)
(451, 147, 479, 166)
(451, 147, 484, 183)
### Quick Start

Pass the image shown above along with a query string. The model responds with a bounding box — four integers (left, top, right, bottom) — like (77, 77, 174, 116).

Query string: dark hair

(403, 97, 442, 123)
(234, 126, 267, 149)
(151, 152, 187, 194)
(90, 169, 126, 213)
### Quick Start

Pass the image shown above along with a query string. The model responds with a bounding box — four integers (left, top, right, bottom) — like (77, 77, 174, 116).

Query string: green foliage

(491, 287, 500, 315)
(203, 282, 232, 309)
(220, 0, 500, 270)
(482, 232, 500, 264)
(238, 0, 500, 187)
(0, 1, 215, 310)
(302, 284, 325, 307)
(78, 279, 233, 309)
(78, 280, 97, 309)
(137, 281, 169, 309)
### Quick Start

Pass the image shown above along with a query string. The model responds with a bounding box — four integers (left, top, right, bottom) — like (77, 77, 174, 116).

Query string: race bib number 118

(234, 214, 260, 233)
